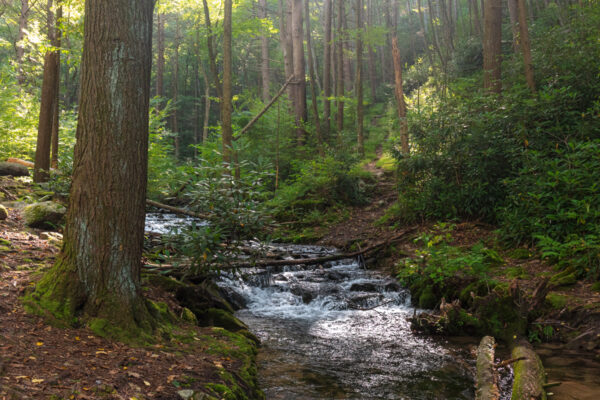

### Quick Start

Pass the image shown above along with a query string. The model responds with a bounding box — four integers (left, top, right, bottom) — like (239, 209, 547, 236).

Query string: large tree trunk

(292, 0, 307, 144)
(305, 0, 323, 153)
(259, 0, 270, 103)
(335, 0, 344, 132)
(34, 0, 60, 183)
(156, 13, 165, 98)
(392, 36, 409, 155)
(34, 0, 156, 334)
(16, 0, 29, 85)
(356, 0, 364, 156)
(517, 0, 535, 93)
(483, 0, 503, 93)
(322, 0, 333, 135)
(222, 0, 233, 165)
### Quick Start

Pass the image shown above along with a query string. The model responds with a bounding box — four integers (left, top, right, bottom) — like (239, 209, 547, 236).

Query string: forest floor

(0, 178, 258, 399)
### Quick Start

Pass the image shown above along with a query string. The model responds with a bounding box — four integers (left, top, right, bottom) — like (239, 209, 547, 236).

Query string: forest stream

(146, 213, 512, 399)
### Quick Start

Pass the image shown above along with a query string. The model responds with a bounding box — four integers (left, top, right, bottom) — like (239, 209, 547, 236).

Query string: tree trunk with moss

(32, 0, 156, 338)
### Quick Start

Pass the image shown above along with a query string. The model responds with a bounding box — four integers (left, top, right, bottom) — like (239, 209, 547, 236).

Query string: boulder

(350, 282, 379, 292)
(23, 201, 66, 229)
(0, 204, 8, 220)
(0, 162, 29, 177)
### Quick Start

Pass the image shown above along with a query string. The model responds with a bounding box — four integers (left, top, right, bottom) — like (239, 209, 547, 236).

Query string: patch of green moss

(591, 282, 600, 292)
(550, 269, 577, 287)
(506, 266, 530, 279)
(374, 153, 397, 171)
(418, 286, 438, 309)
(509, 248, 532, 260)
(181, 307, 198, 324)
(144, 273, 185, 292)
(545, 292, 568, 309)
(0, 238, 11, 246)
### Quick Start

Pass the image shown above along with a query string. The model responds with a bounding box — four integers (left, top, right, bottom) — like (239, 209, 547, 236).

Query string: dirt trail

(318, 148, 399, 250)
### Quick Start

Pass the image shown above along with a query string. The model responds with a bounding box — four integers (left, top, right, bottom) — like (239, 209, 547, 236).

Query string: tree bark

(517, 0, 536, 93)
(35, 0, 156, 334)
(323, 0, 333, 134)
(417, 0, 435, 68)
(366, 0, 377, 101)
(222, 0, 233, 165)
(259, 0, 270, 103)
(291, 0, 307, 144)
(201, 61, 211, 143)
(471, 0, 483, 36)
(511, 339, 547, 400)
(483, 0, 503, 93)
(34, 0, 60, 183)
(356, 0, 364, 157)
(305, 0, 323, 154)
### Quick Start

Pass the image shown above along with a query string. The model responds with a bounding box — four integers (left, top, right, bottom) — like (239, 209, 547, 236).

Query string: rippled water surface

(218, 244, 476, 399)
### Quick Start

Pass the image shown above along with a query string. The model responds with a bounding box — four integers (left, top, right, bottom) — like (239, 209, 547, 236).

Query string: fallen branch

(6, 158, 34, 168)
(233, 76, 294, 141)
(494, 357, 526, 369)
(146, 199, 209, 219)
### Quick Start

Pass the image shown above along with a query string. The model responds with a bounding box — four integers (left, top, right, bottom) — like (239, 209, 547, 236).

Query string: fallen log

(146, 199, 209, 219)
(6, 158, 34, 168)
(511, 339, 547, 400)
(475, 336, 500, 400)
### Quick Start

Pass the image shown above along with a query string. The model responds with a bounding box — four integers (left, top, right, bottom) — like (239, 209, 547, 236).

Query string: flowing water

(217, 244, 478, 399)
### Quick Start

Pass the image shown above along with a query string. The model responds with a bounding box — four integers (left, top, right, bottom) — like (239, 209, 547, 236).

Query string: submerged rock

(0, 162, 29, 177)
(23, 201, 66, 229)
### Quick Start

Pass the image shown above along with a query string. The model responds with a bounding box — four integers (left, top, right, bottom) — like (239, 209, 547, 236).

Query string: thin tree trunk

(172, 17, 181, 158)
(342, 8, 353, 92)
(323, 0, 333, 135)
(507, 0, 520, 52)
(472, 0, 483, 36)
(292, 0, 307, 144)
(201, 61, 211, 143)
(34, 0, 60, 183)
(517, 0, 536, 92)
(356, 0, 364, 157)
(279, 0, 294, 102)
(335, 0, 344, 132)
(428, 0, 447, 69)
(392, 36, 409, 154)
(156, 13, 165, 98)
(305, 0, 323, 154)
(483, 0, 503, 93)
(16, 0, 29, 85)
(222, 0, 233, 165)
(367, 0, 377, 101)
(417, 0, 435, 68)
(203, 0, 222, 99)
(37, 0, 157, 332)
(259, 0, 270, 102)
(193, 24, 201, 157)
(50, 5, 62, 170)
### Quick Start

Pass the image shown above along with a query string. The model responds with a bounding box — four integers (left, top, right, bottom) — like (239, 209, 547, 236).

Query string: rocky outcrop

(23, 201, 66, 229)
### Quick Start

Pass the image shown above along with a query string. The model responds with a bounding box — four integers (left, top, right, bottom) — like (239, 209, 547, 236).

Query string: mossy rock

(145, 273, 186, 292)
(23, 201, 66, 229)
(197, 308, 248, 332)
(418, 286, 438, 309)
(459, 280, 490, 308)
(181, 307, 198, 324)
(0, 204, 8, 220)
(591, 282, 600, 292)
(0, 162, 29, 177)
(147, 300, 178, 324)
(545, 292, 568, 309)
(550, 269, 577, 287)
(176, 282, 235, 315)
